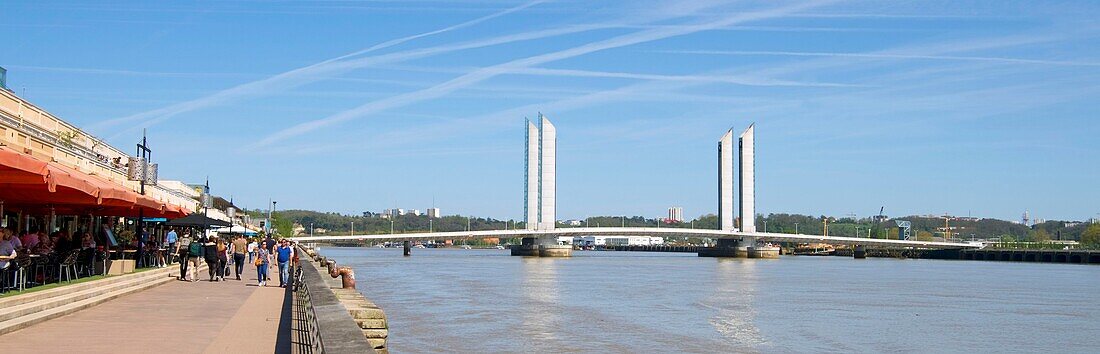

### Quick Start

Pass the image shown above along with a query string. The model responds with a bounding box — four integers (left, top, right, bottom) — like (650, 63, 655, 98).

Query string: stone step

(0, 269, 178, 323)
(0, 265, 177, 309)
(0, 274, 176, 336)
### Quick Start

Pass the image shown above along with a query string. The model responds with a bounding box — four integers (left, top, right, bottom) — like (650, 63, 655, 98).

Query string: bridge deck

(291, 227, 979, 249)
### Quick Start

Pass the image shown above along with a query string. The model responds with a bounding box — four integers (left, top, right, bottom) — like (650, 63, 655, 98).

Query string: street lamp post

(271, 200, 277, 236)
(390, 220, 394, 234)
(132, 130, 153, 243)
(351, 221, 354, 236)
(795, 222, 799, 234)
(763, 220, 767, 233)
(310, 222, 314, 237)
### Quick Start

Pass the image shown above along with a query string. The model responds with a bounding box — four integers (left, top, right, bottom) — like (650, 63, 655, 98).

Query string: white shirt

(247, 242, 257, 253)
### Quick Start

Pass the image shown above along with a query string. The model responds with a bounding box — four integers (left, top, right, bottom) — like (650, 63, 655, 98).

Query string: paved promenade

(0, 265, 290, 354)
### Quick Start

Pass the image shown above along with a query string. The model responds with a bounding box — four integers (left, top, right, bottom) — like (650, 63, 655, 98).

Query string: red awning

(1, 146, 190, 218)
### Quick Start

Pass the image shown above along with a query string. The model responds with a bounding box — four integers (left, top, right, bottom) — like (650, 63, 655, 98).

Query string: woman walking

(255, 246, 270, 287)
(216, 237, 229, 282)
(203, 236, 219, 282)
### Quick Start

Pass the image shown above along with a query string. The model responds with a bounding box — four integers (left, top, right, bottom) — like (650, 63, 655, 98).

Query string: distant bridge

(289, 227, 981, 250)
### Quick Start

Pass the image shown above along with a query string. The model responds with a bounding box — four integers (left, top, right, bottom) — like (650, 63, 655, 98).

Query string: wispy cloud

(367, 63, 862, 87)
(249, 0, 839, 149)
(653, 49, 1100, 67)
(495, 67, 861, 87)
(90, 0, 564, 136)
(316, 0, 549, 64)
(2, 65, 253, 78)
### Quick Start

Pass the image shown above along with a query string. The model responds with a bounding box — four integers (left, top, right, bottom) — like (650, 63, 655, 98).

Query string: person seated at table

(55, 231, 76, 254)
(33, 234, 53, 256)
(81, 232, 96, 249)
(0, 229, 18, 281)
(20, 229, 38, 251)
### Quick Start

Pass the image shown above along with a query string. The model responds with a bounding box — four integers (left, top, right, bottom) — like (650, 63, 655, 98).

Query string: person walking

(186, 233, 204, 282)
(165, 227, 178, 265)
(255, 246, 270, 287)
(263, 235, 276, 281)
(176, 231, 192, 281)
(275, 239, 295, 287)
(215, 238, 229, 282)
(247, 237, 258, 265)
(232, 235, 247, 280)
(203, 236, 219, 282)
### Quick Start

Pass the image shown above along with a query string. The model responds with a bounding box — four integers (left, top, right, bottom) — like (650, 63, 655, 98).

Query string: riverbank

(295, 245, 389, 353)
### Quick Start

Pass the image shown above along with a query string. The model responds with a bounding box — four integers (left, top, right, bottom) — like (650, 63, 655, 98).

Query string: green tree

(1081, 224, 1100, 249)
(1029, 229, 1051, 242)
(916, 230, 934, 241)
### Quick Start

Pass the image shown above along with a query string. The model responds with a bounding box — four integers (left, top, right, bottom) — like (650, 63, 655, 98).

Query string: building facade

(0, 88, 196, 211)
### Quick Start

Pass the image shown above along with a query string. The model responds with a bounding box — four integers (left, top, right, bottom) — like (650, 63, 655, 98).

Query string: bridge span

(289, 227, 981, 250)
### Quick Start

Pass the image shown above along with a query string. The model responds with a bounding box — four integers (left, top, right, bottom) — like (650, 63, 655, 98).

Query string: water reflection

(709, 259, 764, 349)
(520, 257, 561, 348)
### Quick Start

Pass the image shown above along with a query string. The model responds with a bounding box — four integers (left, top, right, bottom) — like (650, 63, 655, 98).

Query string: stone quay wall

(296, 245, 390, 353)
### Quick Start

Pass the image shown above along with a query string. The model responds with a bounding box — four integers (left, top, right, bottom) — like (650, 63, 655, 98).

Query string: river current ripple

(322, 247, 1100, 353)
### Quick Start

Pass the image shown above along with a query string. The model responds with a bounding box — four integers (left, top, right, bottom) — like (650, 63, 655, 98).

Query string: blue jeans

(278, 261, 289, 286)
(256, 264, 268, 285)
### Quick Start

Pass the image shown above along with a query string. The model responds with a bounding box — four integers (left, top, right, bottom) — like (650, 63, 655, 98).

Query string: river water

(321, 247, 1100, 353)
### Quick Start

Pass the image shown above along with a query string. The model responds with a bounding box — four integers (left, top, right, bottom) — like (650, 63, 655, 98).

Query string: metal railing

(293, 263, 324, 353)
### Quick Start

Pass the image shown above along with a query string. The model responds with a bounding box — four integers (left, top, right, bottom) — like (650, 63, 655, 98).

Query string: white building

(407, 209, 421, 216)
(557, 236, 573, 245)
(668, 207, 684, 223)
(564, 219, 583, 226)
(426, 208, 441, 218)
(574, 236, 664, 247)
(525, 114, 556, 231)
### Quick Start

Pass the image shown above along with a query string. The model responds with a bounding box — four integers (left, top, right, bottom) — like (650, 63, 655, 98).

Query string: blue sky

(4, 0, 1098, 222)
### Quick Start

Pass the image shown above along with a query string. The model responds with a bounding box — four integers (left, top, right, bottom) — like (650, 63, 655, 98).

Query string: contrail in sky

(250, 0, 839, 149)
(657, 50, 1100, 67)
(92, 0, 553, 136)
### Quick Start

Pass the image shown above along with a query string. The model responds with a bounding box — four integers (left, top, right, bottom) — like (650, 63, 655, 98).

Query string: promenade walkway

(0, 266, 291, 354)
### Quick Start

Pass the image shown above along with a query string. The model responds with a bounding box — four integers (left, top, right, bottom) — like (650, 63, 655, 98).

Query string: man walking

(231, 234, 248, 280)
(176, 231, 192, 281)
(165, 227, 178, 265)
(186, 233, 204, 282)
(276, 239, 294, 287)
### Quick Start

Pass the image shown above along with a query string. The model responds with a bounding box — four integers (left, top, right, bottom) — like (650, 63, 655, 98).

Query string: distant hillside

(268, 208, 1090, 242)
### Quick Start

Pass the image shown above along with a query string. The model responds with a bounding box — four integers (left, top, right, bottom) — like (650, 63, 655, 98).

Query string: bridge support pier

(853, 245, 867, 259)
(699, 238, 780, 259)
(510, 237, 572, 257)
(403, 240, 411, 256)
(747, 245, 780, 259)
(698, 239, 748, 258)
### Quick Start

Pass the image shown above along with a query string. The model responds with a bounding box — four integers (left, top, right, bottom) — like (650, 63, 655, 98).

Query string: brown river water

(321, 247, 1100, 353)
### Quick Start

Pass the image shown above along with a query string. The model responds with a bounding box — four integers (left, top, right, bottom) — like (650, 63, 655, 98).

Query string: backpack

(189, 242, 203, 257)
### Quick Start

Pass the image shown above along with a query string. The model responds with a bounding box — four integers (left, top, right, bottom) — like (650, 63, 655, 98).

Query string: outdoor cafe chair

(14, 255, 34, 291)
(58, 250, 81, 283)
